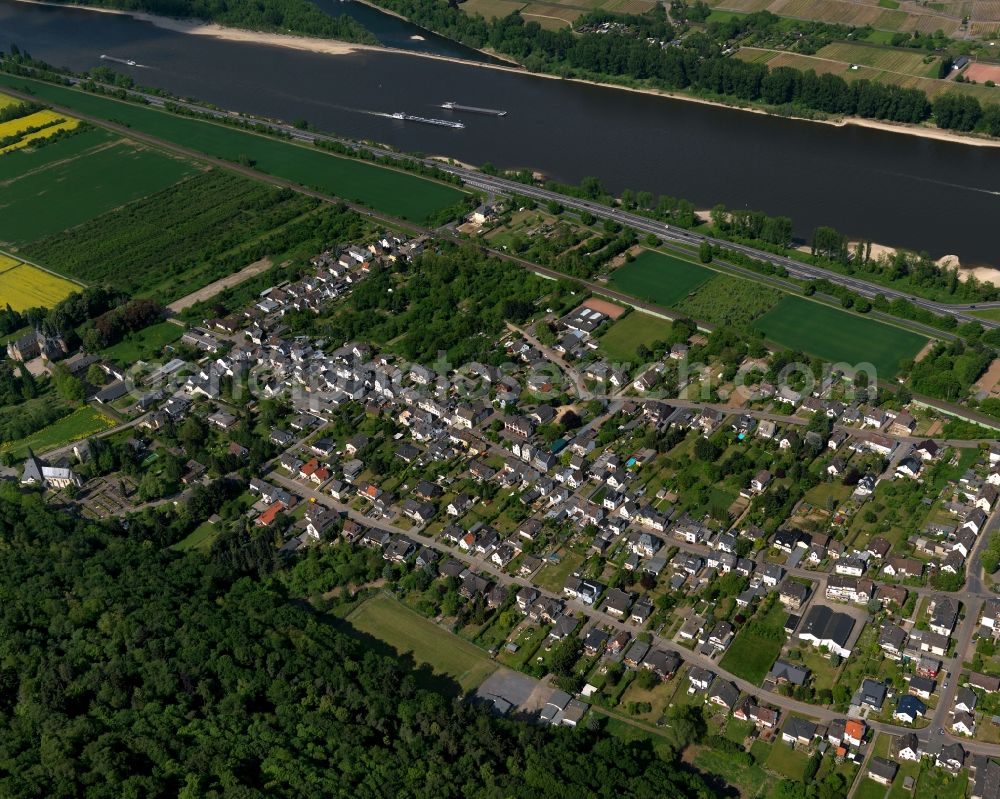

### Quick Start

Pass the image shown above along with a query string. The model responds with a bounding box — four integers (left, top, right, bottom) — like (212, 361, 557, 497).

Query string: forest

(44, 0, 376, 42)
(0, 488, 714, 798)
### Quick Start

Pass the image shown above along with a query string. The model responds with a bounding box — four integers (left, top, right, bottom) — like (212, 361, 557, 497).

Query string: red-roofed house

(256, 500, 286, 527)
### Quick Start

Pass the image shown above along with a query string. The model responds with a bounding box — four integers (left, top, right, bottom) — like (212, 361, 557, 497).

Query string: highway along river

(2, 0, 999, 265)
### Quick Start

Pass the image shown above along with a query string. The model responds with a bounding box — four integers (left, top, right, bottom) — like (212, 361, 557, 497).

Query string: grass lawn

(718, 603, 786, 685)
(101, 321, 184, 363)
(1, 406, 117, 457)
(598, 311, 674, 361)
(913, 764, 968, 799)
(171, 520, 220, 553)
(752, 296, 927, 379)
(972, 308, 1000, 322)
(534, 550, 584, 593)
(0, 138, 196, 244)
(0, 74, 467, 223)
(692, 745, 774, 799)
(765, 743, 811, 780)
(609, 250, 714, 308)
(801, 481, 853, 509)
(724, 717, 756, 744)
(346, 592, 497, 692)
(856, 778, 889, 799)
(888, 761, 922, 799)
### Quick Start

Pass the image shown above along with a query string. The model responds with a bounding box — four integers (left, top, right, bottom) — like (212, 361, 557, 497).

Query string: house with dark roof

(768, 660, 809, 687)
(781, 716, 817, 747)
(860, 678, 887, 710)
(709, 680, 740, 711)
(894, 695, 926, 724)
(868, 758, 898, 786)
(797, 605, 855, 658)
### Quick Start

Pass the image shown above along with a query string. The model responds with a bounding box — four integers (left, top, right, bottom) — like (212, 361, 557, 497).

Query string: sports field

(598, 310, 674, 361)
(0, 75, 468, 223)
(346, 592, 497, 692)
(0, 255, 81, 311)
(0, 138, 196, 244)
(609, 250, 714, 308)
(752, 296, 927, 378)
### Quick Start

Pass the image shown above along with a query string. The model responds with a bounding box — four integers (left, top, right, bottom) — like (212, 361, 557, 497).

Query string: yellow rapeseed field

(0, 259, 81, 311)
(0, 110, 65, 139)
(0, 119, 81, 155)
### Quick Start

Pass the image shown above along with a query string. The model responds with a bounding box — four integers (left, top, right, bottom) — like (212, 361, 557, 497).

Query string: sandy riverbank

(15, 0, 1000, 150)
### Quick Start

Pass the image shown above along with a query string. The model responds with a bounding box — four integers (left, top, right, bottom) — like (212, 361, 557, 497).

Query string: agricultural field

(598, 310, 674, 361)
(0, 126, 115, 182)
(0, 75, 468, 223)
(20, 170, 337, 301)
(460, 0, 654, 27)
(0, 406, 117, 458)
(816, 42, 941, 77)
(0, 137, 197, 244)
(752, 296, 928, 378)
(708, 0, 962, 35)
(345, 592, 497, 692)
(0, 95, 81, 155)
(0, 254, 81, 311)
(609, 250, 714, 308)
(735, 43, 1000, 101)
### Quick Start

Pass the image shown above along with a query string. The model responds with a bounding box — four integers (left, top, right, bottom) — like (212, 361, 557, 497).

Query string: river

(2, 0, 998, 265)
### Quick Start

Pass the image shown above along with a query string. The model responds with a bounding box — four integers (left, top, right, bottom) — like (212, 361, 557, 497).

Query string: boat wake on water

(872, 168, 1000, 197)
(99, 54, 150, 69)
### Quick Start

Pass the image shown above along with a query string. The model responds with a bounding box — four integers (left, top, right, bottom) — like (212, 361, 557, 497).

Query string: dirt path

(166, 257, 273, 313)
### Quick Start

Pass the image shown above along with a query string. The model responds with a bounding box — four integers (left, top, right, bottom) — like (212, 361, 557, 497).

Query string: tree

(661, 703, 706, 752)
(699, 241, 713, 263)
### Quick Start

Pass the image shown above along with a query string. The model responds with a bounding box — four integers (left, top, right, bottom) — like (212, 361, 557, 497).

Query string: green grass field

(598, 311, 674, 361)
(0, 139, 196, 244)
(1, 406, 116, 457)
(972, 308, 1000, 322)
(0, 75, 467, 223)
(171, 520, 220, 553)
(856, 778, 889, 799)
(609, 250, 714, 308)
(101, 321, 184, 364)
(765, 743, 811, 780)
(718, 603, 786, 685)
(346, 592, 497, 692)
(718, 627, 783, 685)
(752, 296, 927, 378)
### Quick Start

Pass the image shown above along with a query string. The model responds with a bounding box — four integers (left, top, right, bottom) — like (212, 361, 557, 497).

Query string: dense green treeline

(367, 1, 1000, 134)
(0, 489, 713, 798)
(41, 0, 376, 43)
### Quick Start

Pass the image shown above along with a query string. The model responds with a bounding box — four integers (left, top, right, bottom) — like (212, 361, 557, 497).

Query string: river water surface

(2, 0, 998, 264)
